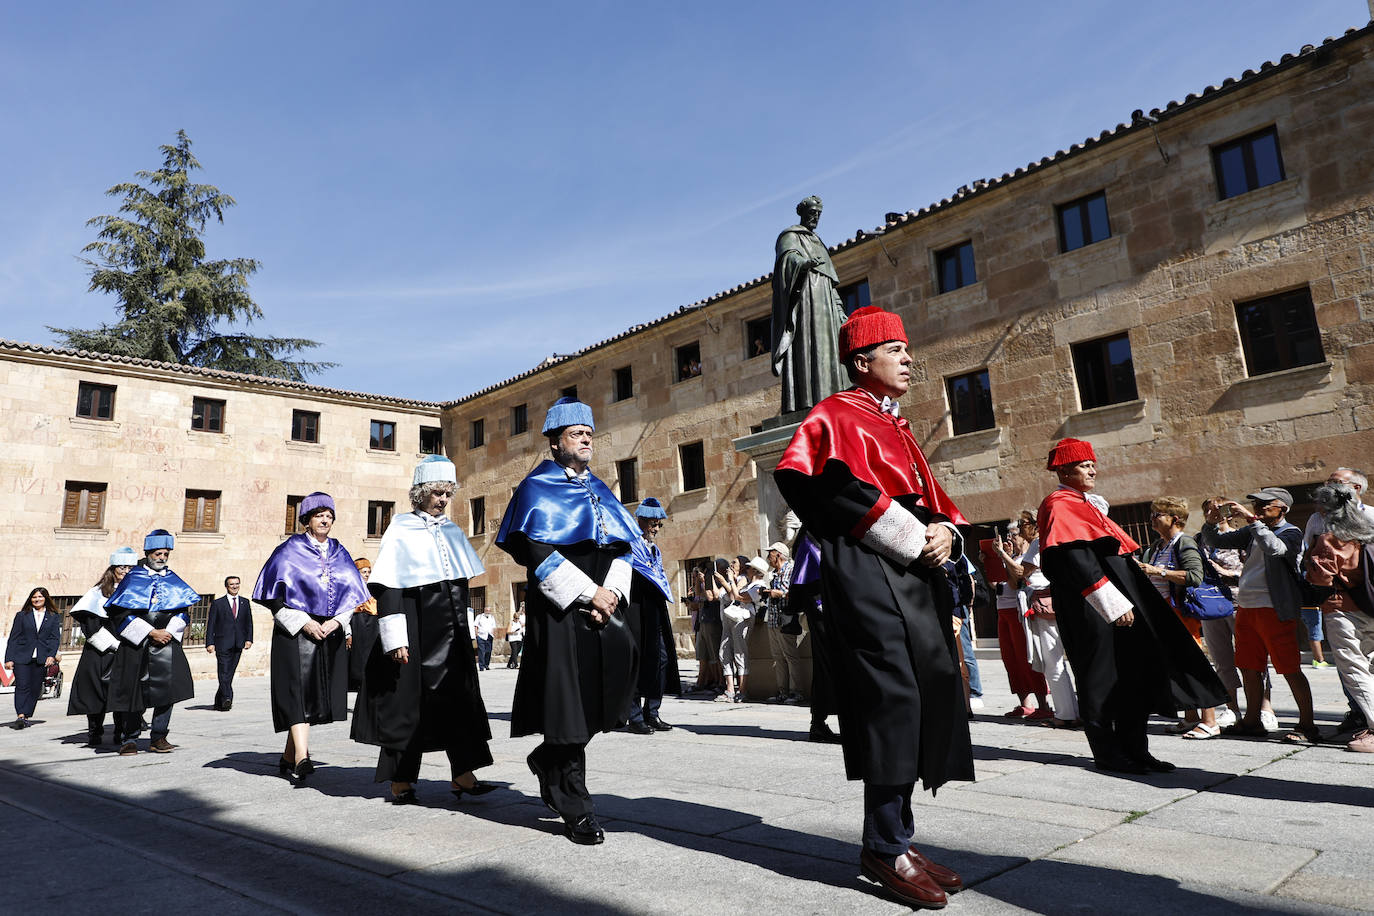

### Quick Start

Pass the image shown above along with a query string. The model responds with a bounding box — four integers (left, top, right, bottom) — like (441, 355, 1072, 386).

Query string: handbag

(1181, 582, 1235, 619)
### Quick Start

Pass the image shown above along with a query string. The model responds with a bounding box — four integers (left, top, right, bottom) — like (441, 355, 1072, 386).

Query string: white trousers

(1324, 610, 1374, 724)
(1028, 616, 1078, 720)
(720, 615, 752, 676)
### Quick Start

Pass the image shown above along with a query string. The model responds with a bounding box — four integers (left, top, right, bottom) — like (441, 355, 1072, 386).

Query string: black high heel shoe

(451, 779, 498, 800)
(389, 788, 417, 805)
(278, 757, 293, 776)
(293, 756, 315, 779)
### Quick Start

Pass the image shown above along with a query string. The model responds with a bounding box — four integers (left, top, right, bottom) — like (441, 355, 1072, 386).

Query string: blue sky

(1, 2, 1365, 401)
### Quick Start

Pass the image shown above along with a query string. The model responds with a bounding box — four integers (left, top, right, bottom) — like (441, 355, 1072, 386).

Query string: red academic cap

(839, 306, 907, 360)
(1046, 437, 1096, 470)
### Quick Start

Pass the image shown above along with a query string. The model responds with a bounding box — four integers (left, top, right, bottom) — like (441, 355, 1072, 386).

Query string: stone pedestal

(730, 415, 813, 701)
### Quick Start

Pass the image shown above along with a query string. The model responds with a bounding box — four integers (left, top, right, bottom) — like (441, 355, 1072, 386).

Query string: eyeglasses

(1149, 512, 1174, 520)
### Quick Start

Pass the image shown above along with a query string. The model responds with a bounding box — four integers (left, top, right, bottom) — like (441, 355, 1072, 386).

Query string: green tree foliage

(51, 130, 333, 381)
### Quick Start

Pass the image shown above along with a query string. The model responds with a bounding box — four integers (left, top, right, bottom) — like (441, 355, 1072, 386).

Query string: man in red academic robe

(775, 305, 970, 911)
(1037, 439, 1225, 774)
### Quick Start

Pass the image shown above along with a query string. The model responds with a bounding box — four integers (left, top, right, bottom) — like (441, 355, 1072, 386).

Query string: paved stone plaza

(1, 661, 1370, 915)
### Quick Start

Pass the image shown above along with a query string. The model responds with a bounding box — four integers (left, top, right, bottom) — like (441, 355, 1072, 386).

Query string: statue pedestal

(731, 416, 812, 701)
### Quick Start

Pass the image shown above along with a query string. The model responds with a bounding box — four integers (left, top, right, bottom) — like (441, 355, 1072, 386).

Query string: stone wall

(0, 345, 441, 645)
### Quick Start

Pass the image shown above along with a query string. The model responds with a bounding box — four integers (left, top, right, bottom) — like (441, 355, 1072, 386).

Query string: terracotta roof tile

(0, 338, 443, 409)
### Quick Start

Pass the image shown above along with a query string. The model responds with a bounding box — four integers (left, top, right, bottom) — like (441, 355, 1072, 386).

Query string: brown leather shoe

(859, 848, 947, 909)
(118, 741, 138, 756)
(149, 737, 176, 753)
(907, 846, 964, 893)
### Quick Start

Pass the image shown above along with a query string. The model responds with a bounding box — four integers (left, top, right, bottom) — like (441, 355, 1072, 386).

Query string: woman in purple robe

(253, 492, 370, 780)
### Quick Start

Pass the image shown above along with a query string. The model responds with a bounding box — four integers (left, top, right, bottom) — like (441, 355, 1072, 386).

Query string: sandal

(1003, 706, 1034, 718)
(1222, 721, 1268, 738)
(1282, 725, 1321, 745)
(1182, 723, 1221, 740)
(1165, 720, 1200, 734)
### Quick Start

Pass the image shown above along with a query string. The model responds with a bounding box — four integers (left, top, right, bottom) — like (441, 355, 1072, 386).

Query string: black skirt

(270, 615, 349, 732)
(67, 617, 115, 716)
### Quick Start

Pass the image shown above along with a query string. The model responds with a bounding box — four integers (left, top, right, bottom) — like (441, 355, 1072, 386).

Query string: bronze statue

(770, 196, 848, 415)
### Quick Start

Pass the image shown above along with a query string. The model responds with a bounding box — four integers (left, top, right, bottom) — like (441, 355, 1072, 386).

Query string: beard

(146, 556, 168, 571)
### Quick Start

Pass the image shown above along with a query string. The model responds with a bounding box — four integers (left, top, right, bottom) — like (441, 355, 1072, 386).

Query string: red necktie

(232, 598, 238, 619)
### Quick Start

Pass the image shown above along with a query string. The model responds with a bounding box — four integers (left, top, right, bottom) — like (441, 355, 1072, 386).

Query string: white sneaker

(1214, 707, 1237, 729)
(969, 697, 985, 710)
(1259, 709, 1280, 732)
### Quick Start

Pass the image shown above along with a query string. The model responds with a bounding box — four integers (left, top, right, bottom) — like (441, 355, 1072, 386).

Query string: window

(838, 278, 871, 315)
(468, 586, 487, 612)
(183, 490, 221, 533)
(1213, 126, 1285, 200)
(1057, 191, 1111, 253)
(284, 495, 306, 535)
(369, 420, 395, 451)
(561, 385, 578, 400)
(946, 370, 995, 435)
(935, 241, 977, 293)
(419, 426, 443, 454)
(613, 366, 634, 402)
(469, 418, 485, 449)
(367, 500, 394, 538)
(744, 315, 772, 359)
(680, 441, 706, 491)
(75, 382, 115, 420)
(1236, 288, 1324, 376)
(1108, 501, 1153, 557)
(617, 458, 638, 504)
(511, 403, 528, 435)
(675, 342, 702, 382)
(191, 397, 225, 433)
(470, 496, 486, 536)
(62, 481, 107, 529)
(291, 409, 319, 443)
(1072, 333, 1139, 410)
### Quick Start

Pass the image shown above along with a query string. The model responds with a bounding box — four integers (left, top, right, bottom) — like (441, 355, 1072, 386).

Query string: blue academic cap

(110, 547, 139, 567)
(542, 397, 595, 434)
(635, 497, 667, 519)
(144, 529, 175, 551)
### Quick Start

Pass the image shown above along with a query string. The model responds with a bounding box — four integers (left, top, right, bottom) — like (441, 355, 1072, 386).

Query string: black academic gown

(257, 598, 350, 733)
(106, 608, 194, 711)
(66, 612, 115, 716)
(626, 571, 682, 699)
(351, 580, 493, 773)
(511, 541, 637, 743)
(1040, 540, 1227, 762)
(776, 464, 974, 791)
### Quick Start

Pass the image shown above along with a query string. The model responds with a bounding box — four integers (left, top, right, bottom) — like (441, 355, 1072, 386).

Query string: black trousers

(376, 746, 473, 784)
(528, 740, 593, 819)
(215, 648, 242, 706)
(628, 637, 668, 724)
(805, 606, 839, 727)
(12, 660, 43, 718)
(863, 781, 915, 857)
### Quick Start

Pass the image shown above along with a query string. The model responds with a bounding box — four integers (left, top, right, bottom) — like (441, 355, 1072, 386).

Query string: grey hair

(408, 480, 456, 511)
(843, 344, 881, 383)
(1313, 483, 1374, 544)
(1337, 467, 1369, 492)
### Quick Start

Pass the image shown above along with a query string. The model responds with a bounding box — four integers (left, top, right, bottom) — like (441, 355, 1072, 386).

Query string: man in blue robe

(496, 397, 639, 845)
(625, 497, 681, 734)
(105, 530, 200, 755)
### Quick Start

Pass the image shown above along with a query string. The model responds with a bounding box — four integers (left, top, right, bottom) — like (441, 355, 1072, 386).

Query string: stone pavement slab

(1, 662, 1366, 913)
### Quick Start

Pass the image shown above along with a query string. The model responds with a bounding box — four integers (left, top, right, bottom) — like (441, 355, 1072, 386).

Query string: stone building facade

(5, 25, 1373, 677)
(1, 341, 443, 677)
(446, 24, 1374, 637)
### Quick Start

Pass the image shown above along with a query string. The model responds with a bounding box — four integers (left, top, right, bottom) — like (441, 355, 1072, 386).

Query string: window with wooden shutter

(61, 482, 107, 529)
(184, 490, 221, 532)
(285, 495, 305, 535)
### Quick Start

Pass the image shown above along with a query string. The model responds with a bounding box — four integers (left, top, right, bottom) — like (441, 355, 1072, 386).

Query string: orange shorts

(1234, 606, 1301, 675)
(1172, 606, 1204, 647)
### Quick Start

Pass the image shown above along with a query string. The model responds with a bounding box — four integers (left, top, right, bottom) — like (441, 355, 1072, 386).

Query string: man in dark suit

(206, 576, 253, 711)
